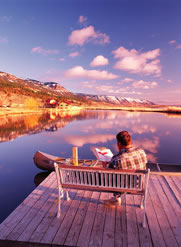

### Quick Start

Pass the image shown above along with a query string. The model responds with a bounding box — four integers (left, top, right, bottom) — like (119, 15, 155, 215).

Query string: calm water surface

(0, 109, 181, 223)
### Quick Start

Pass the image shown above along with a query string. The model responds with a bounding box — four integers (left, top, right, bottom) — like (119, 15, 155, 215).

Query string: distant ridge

(76, 93, 155, 106)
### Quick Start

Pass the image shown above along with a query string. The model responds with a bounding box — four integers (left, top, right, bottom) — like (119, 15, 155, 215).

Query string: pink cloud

(65, 134, 115, 147)
(81, 81, 142, 95)
(78, 16, 87, 24)
(132, 80, 158, 89)
(69, 51, 79, 57)
(59, 58, 65, 62)
(64, 66, 119, 80)
(176, 44, 181, 49)
(68, 25, 110, 46)
(132, 125, 156, 134)
(120, 78, 134, 83)
(168, 40, 176, 45)
(133, 136, 160, 154)
(31, 46, 60, 56)
(90, 55, 109, 67)
(112, 46, 161, 76)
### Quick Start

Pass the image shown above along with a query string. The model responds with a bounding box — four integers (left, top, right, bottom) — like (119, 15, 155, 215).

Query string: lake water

(0, 109, 181, 223)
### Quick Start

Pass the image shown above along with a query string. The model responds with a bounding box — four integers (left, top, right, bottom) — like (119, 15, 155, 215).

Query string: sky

(0, 0, 181, 104)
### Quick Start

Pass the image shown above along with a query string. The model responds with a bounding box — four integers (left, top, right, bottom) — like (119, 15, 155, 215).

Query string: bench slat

(104, 173, 108, 187)
(92, 172, 95, 186)
(117, 174, 120, 188)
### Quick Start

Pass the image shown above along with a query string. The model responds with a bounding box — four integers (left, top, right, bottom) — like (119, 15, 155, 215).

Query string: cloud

(132, 125, 156, 134)
(135, 137, 160, 153)
(68, 25, 110, 46)
(69, 51, 79, 57)
(0, 16, 12, 22)
(65, 66, 119, 80)
(0, 36, 8, 43)
(120, 78, 134, 83)
(81, 81, 142, 95)
(168, 40, 176, 45)
(112, 46, 161, 76)
(31, 46, 60, 56)
(90, 55, 109, 67)
(176, 44, 181, 49)
(59, 58, 65, 62)
(78, 16, 87, 24)
(168, 40, 181, 49)
(132, 80, 158, 89)
(65, 134, 115, 147)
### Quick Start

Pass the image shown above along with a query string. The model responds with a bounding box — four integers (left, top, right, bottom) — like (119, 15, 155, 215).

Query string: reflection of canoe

(34, 171, 51, 187)
(33, 151, 181, 174)
(33, 151, 98, 171)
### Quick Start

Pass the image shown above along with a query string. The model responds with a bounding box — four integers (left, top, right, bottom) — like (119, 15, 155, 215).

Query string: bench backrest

(54, 164, 150, 194)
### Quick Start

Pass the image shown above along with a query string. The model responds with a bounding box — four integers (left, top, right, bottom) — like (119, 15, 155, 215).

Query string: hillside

(0, 71, 155, 109)
(0, 71, 87, 107)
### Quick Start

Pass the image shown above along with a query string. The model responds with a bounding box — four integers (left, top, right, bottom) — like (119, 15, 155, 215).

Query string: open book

(92, 147, 113, 162)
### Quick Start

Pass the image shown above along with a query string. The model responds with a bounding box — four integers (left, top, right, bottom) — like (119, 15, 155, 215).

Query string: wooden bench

(54, 163, 150, 227)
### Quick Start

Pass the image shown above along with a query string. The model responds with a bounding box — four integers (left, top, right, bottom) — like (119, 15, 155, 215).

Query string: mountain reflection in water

(0, 110, 82, 143)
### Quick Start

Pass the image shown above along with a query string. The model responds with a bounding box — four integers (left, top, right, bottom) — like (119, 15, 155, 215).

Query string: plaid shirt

(109, 147, 147, 170)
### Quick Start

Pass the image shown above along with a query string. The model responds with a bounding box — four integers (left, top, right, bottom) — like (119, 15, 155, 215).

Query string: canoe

(33, 151, 99, 171)
(33, 151, 181, 174)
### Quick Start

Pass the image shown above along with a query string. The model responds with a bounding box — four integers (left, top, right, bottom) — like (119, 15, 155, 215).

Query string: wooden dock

(0, 172, 180, 247)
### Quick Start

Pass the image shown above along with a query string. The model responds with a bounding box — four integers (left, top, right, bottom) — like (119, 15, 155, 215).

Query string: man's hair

(116, 131, 131, 146)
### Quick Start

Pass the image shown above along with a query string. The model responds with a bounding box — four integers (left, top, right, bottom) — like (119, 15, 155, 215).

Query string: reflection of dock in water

(0, 171, 180, 246)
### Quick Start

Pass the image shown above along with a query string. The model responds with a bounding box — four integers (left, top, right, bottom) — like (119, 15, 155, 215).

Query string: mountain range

(0, 71, 155, 107)
(76, 93, 154, 106)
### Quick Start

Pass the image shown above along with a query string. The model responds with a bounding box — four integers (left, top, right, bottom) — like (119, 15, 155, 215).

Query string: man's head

(116, 131, 131, 150)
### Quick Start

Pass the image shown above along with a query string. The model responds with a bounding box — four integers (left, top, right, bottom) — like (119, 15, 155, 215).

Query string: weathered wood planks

(0, 173, 180, 247)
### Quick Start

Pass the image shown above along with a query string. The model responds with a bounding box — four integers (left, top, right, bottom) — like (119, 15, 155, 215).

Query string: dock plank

(133, 194, 152, 247)
(164, 176, 181, 204)
(146, 190, 166, 247)
(88, 192, 108, 247)
(77, 192, 100, 247)
(52, 190, 85, 245)
(102, 193, 116, 247)
(114, 193, 127, 247)
(40, 189, 78, 244)
(157, 176, 181, 223)
(126, 194, 140, 247)
(64, 191, 93, 246)
(17, 180, 57, 242)
(170, 176, 181, 194)
(29, 189, 71, 243)
(149, 176, 179, 247)
(151, 175, 181, 246)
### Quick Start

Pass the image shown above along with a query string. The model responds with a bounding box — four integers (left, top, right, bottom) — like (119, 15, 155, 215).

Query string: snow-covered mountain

(76, 93, 155, 106)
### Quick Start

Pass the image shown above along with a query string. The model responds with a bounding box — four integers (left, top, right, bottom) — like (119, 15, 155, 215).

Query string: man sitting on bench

(102, 130, 147, 204)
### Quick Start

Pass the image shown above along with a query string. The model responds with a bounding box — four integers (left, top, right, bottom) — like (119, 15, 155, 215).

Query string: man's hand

(101, 161, 108, 168)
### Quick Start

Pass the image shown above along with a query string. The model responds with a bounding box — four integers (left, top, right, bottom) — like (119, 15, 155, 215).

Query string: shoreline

(1, 105, 181, 117)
